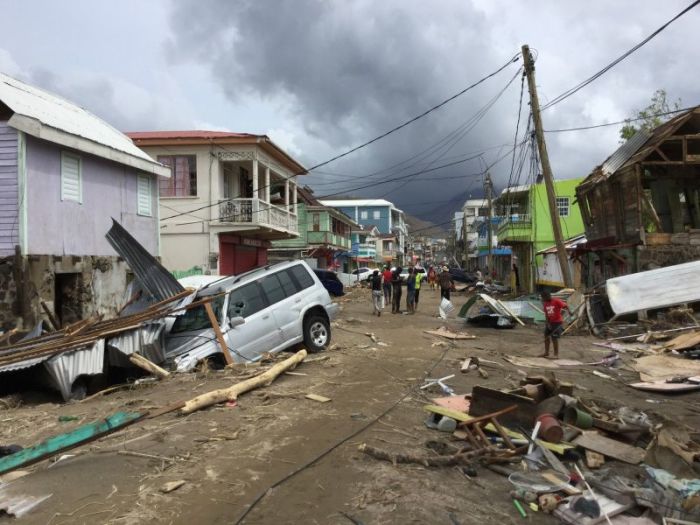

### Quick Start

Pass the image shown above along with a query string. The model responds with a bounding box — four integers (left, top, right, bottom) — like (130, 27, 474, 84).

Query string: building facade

(128, 131, 306, 276)
(495, 180, 585, 292)
(269, 187, 357, 269)
(319, 199, 407, 264)
(0, 73, 168, 329)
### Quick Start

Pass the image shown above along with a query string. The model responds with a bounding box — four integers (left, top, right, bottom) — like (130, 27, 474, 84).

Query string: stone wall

(0, 255, 129, 330)
(637, 245, 700, 272)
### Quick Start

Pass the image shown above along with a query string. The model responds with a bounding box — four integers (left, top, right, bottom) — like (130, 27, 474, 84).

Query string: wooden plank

(573, 431, 646, 464)
(204, 301, 233, 366)
(305, 394, 331, 403)
(469, 385, 537, 429)
(424, 405, 573, 455)
(0, 411, 143, 475)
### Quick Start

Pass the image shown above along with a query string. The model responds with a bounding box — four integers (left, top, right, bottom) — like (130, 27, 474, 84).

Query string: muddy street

(1, 287, 699, 524)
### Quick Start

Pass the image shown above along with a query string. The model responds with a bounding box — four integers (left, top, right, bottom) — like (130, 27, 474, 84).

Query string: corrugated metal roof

(106, 219, 185, 302)
(319, 199, 400, 209)
(0, 488, 52, 518)
(601, 129, 652, 176)
(0, 73, 167, 175)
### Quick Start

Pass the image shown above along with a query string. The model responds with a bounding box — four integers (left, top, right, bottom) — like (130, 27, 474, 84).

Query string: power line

(541, 0, 700, 111)
(544, 104, 697, 133)
(305, 53, 521, 171)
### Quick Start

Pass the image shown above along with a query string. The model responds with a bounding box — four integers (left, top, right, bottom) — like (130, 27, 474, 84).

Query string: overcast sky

(2, 0, 699, 226)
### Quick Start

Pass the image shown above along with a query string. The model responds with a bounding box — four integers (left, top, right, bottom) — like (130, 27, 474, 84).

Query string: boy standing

(540, 291, 571, 359)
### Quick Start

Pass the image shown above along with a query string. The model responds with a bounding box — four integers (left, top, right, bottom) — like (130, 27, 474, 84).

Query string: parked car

(398, 267, 427, 282)
(350, 267, 373, 282)
(313, 269, 344, 296)
(164, 261, 339, 371)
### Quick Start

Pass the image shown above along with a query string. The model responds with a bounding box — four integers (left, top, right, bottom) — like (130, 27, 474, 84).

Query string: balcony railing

(307, 231, 351, 249)
(217, 198, 298, 234)
(497, 214, 532, 240)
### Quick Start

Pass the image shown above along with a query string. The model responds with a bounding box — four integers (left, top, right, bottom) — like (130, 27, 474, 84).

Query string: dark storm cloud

(166, 0, 700, 225)
(166, 0, 523, 224)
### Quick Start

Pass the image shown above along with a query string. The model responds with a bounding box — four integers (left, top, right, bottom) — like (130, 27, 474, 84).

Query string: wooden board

(664, 331, 700, 351)
(423, 327, 476, 340)
(305, 394, 332, 403)
(573, 431, 646, 464)
(469, 385, 536, 429)
(629, 382, 700, 393)
(424, 405, 573, 455)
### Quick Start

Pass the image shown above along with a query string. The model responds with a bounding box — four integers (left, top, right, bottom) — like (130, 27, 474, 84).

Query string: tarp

(606, 260, 700, 315)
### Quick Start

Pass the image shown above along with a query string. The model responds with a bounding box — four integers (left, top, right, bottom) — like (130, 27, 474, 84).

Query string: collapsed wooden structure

(575, 107, 700, 286)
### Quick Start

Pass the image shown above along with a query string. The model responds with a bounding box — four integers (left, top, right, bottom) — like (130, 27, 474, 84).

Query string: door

(225, 282, 282, 361)
(259, 268, 304, 343)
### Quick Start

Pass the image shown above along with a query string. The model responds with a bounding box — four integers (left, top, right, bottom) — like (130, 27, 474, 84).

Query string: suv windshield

(171, 295, 225, 333)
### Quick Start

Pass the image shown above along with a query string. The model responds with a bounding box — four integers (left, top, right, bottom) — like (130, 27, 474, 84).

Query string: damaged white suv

(164, 261, 339, 371)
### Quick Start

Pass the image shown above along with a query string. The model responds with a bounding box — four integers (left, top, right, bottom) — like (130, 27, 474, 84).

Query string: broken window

(170, 295, 225, 333)
(157, 155, 197, 197)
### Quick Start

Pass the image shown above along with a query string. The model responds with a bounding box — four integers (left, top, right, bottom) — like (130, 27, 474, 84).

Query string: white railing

(218, 198, 298, 234)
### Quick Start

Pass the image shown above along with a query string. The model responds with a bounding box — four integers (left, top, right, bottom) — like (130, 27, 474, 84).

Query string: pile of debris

(360, 371, 700, 523)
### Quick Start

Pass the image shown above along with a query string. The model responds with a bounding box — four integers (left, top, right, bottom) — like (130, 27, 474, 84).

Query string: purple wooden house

(0, 72, 170, 330)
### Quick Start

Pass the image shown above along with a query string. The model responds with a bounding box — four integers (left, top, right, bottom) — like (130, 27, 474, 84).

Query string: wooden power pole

(521, 44, 573, 288)
(484, 172, 494, 273)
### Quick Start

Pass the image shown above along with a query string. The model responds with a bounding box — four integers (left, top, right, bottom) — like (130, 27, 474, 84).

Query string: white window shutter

(137, 174, 152, 216)
(61, 152, 82, 203)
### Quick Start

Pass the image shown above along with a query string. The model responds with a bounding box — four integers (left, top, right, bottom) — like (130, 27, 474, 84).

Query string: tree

(619, 89, 682, 142)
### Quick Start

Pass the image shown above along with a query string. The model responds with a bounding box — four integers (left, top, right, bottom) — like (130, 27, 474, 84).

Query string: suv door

(258, 267, 305, 343)
(225, 282, 282, 361)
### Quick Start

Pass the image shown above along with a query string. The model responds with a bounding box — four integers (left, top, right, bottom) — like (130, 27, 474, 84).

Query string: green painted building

(269, 187, 357, 269)
(495, 179, 585, 292)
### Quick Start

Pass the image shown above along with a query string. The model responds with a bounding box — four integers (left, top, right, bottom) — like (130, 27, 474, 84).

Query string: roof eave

(11, 114, 170, 178)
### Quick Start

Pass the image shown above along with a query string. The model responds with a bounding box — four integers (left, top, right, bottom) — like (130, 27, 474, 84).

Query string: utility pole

(484, 172, 494, 273)
(521, 44, 573, 288)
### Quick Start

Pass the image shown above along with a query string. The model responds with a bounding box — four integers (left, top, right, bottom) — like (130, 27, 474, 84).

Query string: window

(360, 210, 368, 220)
(556, 197, 570, 217)
(170, 295, 225, 333)
(157, 155, 197, 197)
(289, 264, 314, 290)
(373, 210, 380, 220)
(61, 152, 82, 203)
(260, 274, 287, 305)
(137, 174, 152, 216)
(277, 270, 298, 296)
(227, 283, 266, 319)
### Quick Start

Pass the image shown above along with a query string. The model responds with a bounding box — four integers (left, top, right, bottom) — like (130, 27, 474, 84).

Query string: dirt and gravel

(1, 287, 699, 524)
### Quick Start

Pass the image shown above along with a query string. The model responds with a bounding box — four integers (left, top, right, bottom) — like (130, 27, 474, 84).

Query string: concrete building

(319, 199, 408, 263)
(128, 131, 306, 276)
(0, 72, 168, 329)
(462, 199, 489, 268)
(269, 186, 357, 270)
(495, 180, 585, 292)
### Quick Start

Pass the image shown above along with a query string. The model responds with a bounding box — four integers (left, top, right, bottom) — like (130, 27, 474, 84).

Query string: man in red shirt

(381, 265, 393, 306)
(540, 291, 571, 359)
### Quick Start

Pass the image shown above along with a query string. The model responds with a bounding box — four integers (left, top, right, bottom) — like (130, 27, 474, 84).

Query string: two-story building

(127, 131, 306, 276)
(269, 186, 357, 269)
(495, 179, 585, 292)
(0, 73, 168, 330)
(350, 225, 380, 267)
(319, 199, 407, 264)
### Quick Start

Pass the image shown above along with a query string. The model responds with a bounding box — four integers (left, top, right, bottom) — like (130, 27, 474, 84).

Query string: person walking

(370, 270, 383, 317)
(539, 291, 571, 359)
(405, 268, 416, 314)
(438, 265, 453, 301)
(382, 265, 393, 307)
(414, 269, 424, 311)
(427, 266, 437, 290)
(391, 266, 403, 314)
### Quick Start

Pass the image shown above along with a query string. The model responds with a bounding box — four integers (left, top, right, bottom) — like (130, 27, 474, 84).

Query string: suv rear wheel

(303, 315, 330, 353)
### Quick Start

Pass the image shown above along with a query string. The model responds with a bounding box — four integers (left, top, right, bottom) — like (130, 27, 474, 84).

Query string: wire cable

(541, 0, 700, 111)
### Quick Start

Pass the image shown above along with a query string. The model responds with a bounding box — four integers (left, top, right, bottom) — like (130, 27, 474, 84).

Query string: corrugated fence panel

(0, 122, 18, 256)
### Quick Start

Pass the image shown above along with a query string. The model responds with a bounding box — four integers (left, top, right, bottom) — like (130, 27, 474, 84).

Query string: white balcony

(217, 198, 298, 235)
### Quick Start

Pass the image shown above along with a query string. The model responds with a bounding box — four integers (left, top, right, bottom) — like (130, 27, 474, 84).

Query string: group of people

(369, 264, 456, 316)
